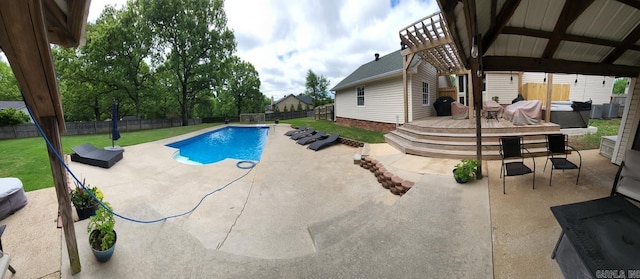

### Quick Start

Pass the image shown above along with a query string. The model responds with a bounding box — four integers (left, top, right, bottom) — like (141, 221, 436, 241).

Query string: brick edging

(359, 156, 414, 196)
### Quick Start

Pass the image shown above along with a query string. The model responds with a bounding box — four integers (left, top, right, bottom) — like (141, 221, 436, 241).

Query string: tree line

(1, 0, 336, 126)
(50, 0, 266, 126)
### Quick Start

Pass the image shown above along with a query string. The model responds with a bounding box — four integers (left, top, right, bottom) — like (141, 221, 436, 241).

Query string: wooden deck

(384, 116, 562, 160)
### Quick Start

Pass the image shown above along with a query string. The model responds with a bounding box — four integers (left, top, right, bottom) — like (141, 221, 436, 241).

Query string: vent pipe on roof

(375, 53, 380, 61)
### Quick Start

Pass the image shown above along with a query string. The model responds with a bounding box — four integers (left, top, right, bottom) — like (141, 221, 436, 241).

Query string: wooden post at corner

(41, 116, 81, 274)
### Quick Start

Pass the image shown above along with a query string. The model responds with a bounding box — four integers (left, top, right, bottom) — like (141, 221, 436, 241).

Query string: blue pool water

(166, 126, 269, 165)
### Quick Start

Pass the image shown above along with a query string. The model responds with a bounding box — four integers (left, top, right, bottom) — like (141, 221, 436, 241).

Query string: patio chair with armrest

(499, 136, 536, 194)
(544, 134, 582, 185)
(611, 149, 640, 203)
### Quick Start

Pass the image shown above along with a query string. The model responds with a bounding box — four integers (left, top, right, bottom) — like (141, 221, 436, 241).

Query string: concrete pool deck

(55, 124, 492, 278)
(1, 124, 619, 278)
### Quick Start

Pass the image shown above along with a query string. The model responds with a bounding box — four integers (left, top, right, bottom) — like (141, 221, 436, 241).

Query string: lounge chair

(297, 131, 327, 145)
(284, 126, 306, 136)
(291, 128, 316, 140)
(308, 134, 339, 151)
(70, 143, 124, 168)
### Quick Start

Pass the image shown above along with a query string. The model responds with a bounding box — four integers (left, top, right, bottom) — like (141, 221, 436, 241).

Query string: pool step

(307, 201, 389, 251)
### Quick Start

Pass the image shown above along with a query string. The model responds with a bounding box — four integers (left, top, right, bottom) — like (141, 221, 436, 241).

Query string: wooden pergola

(0, 0, 91, 274)
(402, 0, 640, 176)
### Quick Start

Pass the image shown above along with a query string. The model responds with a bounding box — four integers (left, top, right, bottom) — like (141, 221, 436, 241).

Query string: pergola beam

(483, 56, 640, 77)
(542, 0, 595, 58)
(482, 0, 521, 55)
(603, 23, 640, 64)
(439, 0, 471, 69)
(502, 26, 640, 52)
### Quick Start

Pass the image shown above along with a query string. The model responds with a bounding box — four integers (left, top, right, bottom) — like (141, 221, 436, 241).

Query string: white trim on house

(613, 76, 639, 164)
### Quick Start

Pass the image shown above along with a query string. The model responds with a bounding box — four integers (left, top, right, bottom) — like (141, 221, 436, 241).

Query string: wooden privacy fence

(438, 87, 457, 99)
(314, 104, 334, 120)
(0, 118, 201, 140)
(521, 83, 570, 107)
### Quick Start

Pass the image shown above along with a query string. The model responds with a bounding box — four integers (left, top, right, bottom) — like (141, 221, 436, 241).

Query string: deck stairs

(384, 120, 563, 160)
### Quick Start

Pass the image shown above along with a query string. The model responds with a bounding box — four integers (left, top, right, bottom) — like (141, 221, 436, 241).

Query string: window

(357, 86, 365, 106)
(422, 82, 429, 105)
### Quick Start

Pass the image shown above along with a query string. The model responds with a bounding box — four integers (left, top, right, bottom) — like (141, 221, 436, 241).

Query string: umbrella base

(104, 146, 124, 152)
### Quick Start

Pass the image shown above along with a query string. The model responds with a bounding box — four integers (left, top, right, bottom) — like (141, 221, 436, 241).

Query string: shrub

(0, 108, 30, 126)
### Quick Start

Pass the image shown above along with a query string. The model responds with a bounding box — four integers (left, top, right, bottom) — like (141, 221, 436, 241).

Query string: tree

(290, 104, 295, 112)
(225, 57, 263, 115)
(0, 61, 21, 101)
(0, 108, 30, 126)
(142, 0, 236, 125)
(52, 46, 107, 121)
(613, 77, 629, 95)
(304, 70, 330, 106)
(87, 3, 155, 119)
(297, 102, 303, 111)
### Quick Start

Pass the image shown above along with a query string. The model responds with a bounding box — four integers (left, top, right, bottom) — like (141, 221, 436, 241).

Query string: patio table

(550, 196, 640, 279)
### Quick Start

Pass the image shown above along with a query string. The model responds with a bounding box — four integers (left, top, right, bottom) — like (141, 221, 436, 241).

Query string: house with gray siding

(331, 50, 443, 132)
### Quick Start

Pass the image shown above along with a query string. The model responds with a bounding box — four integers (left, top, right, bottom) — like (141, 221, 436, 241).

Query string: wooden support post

(545, 74, 553, 123)
(470, 64, 484, 178)
(41, 116, 81, 274)
(403, 53, 416, 124)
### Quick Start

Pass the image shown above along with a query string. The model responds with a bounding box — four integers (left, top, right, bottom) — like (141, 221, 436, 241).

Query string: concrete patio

(0, 124, 621, 278)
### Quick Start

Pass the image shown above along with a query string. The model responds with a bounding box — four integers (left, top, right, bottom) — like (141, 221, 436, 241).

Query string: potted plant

(274, 118, 279, 124)
(70, 179, 103, 220)
(87, 202, 116, 262)
(453, 159, 479, 183)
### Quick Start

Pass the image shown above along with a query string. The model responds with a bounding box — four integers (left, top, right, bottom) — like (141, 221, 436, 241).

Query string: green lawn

(280, 118, 386, 143)
(0, 123, 219, 192)
(2, 117, 621, 192)
(569, 118, 621, 150)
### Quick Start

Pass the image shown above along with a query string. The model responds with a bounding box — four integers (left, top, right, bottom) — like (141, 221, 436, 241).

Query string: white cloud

(88, 0, 441, 99)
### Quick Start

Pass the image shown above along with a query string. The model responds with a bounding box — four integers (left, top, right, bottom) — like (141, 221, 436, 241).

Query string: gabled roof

(0, 101, 26, 110)
(331, 50, 421, 91)
(274, 94, 314, 106)
(296, 95, 313, 105)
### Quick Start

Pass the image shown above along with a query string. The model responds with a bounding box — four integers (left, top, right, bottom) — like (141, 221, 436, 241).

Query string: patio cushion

(0, 178, 28, 220)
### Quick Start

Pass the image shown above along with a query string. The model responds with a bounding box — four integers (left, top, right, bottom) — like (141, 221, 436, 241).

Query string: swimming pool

(166, 126, 269, 165)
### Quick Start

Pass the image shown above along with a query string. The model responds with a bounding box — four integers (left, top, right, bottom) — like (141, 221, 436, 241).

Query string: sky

(87, 0, 441, 100)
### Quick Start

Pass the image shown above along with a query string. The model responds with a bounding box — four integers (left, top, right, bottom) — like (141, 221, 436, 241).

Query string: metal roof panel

(554, 41, 613, 63)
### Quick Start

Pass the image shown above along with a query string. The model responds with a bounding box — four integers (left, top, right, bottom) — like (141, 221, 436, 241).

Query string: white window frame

(357, 86, 365, 106)
(422, 82, 429, 105)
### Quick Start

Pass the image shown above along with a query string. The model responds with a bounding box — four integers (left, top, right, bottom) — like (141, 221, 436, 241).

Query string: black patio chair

(611, 149, 640, 203)
(544, 134, 582, 185)
(0, 225, 16, 275)
(499, 136, 535, 194)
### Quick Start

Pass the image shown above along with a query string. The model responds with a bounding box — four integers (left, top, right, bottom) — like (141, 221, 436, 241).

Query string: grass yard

(280, 118, 386, 143)
(568, 118, 621, 150)
(1, 117, 622, 192)
(0, 123, 219, 192)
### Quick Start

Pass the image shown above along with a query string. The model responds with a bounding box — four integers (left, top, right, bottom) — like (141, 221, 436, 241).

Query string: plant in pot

(87, 202, 116, 262)
(70, 179, 103, 220)
(453, 159, 479, 183)
(274, 118, 279, 124)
